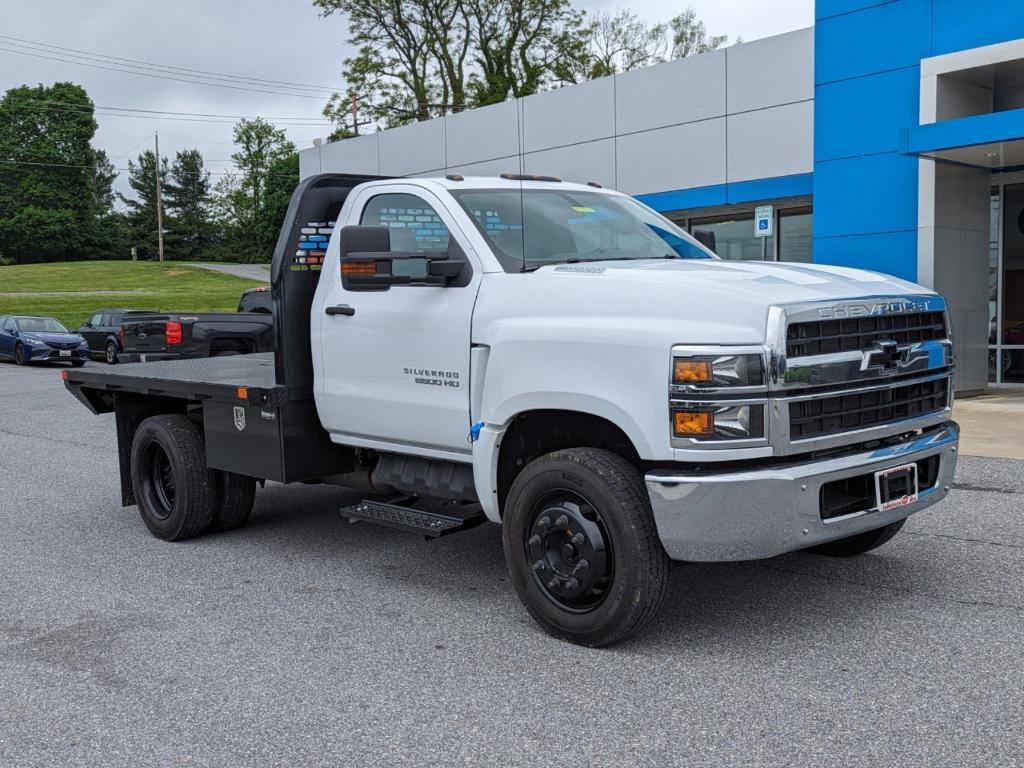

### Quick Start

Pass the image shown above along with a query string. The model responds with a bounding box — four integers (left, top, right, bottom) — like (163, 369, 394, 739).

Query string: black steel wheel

(130, 414, 215, 541)
(503, 448, 670, 647)
(14, 343, 26, 366)
(105, 341, 118, 365)
(525, 493, 613, 613)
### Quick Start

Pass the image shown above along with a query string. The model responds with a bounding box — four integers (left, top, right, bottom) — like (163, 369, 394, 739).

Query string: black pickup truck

(119, 311, 275, 362)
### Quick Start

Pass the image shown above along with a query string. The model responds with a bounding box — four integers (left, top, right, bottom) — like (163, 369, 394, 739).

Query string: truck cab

(64, 173, 959, 646)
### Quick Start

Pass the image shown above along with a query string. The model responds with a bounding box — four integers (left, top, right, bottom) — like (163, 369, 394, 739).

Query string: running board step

(339, 500, 486, 538)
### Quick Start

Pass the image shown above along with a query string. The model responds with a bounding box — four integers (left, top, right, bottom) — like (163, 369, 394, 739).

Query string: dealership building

(300, 0, 1024, 392)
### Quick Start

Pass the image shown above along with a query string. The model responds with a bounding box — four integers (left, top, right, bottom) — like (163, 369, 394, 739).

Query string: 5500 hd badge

(404, 367, 460, 388)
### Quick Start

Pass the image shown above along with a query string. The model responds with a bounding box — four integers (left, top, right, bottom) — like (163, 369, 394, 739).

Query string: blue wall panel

(931, 0, 1024, 55)
(637, 174, 814, 214)
(813, 231, 919, 281)
(816, 0, 896, 21)
(814, 154, 920, 237)
(815, 66, 920, 160)
(815, 0, 932, 84)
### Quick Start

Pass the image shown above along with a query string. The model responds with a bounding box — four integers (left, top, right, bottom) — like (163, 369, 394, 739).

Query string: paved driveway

(185, 262, 271, 282)
(1, 361, 1022, 766)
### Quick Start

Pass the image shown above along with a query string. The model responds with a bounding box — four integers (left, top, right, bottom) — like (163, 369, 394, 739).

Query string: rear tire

(502, 448, 670, 647)
(130, 414, 215, 541)
(105, 341, 118, 365)
(211, 471, 257, 532)
(14, 343, 27, 366)
(808, 519, 906, 557)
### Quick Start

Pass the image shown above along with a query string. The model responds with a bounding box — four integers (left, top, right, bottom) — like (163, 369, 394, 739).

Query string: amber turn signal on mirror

(341, 261, 377, 275)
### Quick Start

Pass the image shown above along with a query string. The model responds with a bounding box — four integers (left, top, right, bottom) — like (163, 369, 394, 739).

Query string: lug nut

(573, 559, 589, 574)
(533, 560, 546, 572)
(555, 514, 569, 529)
(528, 534, 542, 547)
(547, 578, 560, 590)
(537, 516, 550, 529)
(564, 578, 579, 590)
(571, 532, 585, 545)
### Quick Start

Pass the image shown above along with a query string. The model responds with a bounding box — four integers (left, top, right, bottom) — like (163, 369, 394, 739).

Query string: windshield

(450, 188, 715, 272)
(17, 317, 68, 333)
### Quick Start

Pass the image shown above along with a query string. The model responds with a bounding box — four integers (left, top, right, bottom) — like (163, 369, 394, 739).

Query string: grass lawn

(0, 261, 267, 329)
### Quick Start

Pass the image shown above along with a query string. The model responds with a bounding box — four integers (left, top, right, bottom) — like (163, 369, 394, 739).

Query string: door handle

(326, 304, 356, 317)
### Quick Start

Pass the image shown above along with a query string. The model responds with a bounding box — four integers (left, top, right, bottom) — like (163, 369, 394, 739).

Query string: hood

(538, 258, 928, 305)
(474, 258, 936, 349)
(24, 331, 84, 344)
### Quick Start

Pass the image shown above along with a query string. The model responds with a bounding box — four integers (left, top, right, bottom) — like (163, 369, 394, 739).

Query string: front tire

(130, 414, 215, 541)
(105, 341, 118, 365)
(14, 343, 27, 366)
(502, 448, 670, 647)
(808, 519, 906, 557)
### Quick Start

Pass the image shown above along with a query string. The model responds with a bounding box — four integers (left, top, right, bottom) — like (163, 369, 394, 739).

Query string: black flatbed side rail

(62, 353, 301, 414)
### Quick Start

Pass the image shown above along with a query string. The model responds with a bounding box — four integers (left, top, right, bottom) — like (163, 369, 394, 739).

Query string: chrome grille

(786, 311, 947, 358)
(789, 377, 949, 441)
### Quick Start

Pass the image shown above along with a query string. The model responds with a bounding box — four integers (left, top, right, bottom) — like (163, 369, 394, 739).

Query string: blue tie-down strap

(469, 421, 484, 442)
(298, 242, 319, 250)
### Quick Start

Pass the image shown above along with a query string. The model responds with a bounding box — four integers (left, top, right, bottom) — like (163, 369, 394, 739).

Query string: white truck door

(316, 185, 481, 456)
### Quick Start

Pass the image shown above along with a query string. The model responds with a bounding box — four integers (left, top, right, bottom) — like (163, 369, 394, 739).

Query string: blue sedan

(0, 315, 91, 366)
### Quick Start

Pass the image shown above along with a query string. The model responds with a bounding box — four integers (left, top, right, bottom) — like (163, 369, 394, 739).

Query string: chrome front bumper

(646, 423, 959, 562)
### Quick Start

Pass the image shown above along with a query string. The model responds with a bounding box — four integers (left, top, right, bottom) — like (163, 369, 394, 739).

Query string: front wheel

(14, 343, 27, 366)
(808, 519, 906, 557)
(105, 341, 118, 365)
(502, 448, 670, 647)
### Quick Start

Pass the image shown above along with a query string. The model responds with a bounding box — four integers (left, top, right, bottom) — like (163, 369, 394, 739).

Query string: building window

(778, 208, 813, 263)
(689, 214, 774, 261)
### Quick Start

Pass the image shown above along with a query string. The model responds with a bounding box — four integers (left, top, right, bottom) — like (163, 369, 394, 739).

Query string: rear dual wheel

(130, 414, 257, 541)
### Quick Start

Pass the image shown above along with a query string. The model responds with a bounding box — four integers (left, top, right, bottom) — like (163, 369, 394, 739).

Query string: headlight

(673, 353, 764, 388)
(78, 340, 89, 347)
(672, 403, 765, 440)
(24, 336, 48, 347)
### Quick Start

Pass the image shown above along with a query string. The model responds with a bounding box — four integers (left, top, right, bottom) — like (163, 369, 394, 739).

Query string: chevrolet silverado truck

(63, 173, 959, 646)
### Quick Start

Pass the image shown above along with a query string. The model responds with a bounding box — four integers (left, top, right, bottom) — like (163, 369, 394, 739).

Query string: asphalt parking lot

(1, 361, 1022, 767)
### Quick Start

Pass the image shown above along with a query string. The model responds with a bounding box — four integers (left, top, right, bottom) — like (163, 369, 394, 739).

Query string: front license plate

(875, 462, 919, 512)
(59, 349, 71, 357)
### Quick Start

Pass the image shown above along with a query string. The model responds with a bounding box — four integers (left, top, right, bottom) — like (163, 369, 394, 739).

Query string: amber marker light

(236, 387, 249, 400)
(673, 359, 713, 384)
(341, 261, 377, 275)
(673, 411, 713, 436)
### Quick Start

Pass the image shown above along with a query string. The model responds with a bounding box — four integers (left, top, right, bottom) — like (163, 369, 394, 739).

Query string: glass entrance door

(990, 183, 1024, 384)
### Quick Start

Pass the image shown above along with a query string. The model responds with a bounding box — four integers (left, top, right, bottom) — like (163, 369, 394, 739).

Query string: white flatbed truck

(65, 173, 959, 646)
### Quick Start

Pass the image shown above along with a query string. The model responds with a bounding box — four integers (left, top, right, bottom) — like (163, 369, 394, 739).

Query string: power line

(2, 95, 333, 123)
(0, 34, 343, 92)
(0, 45, 329, 100)
(0, 158, 301, 180)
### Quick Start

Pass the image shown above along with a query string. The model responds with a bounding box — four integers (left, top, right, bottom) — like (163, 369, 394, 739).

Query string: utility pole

(154, 131, 165, 262)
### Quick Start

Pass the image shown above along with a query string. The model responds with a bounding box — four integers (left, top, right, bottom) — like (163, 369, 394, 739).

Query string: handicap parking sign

(754, 205, 774, 237)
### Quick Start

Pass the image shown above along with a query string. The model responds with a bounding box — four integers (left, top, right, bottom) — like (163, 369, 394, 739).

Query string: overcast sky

(0, 0, 813, 203)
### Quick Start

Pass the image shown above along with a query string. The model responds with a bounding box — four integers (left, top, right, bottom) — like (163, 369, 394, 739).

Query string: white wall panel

(727, 101, 813, 183)
(727, 27, 814, 114)
(298, 147, 321, 179)
(615, 119, 727, 195)
(317, 133, 379, 176)
(615, 49, 726, 135)
(378, 119, 446, 176)
(522, 140, 616, 187)
(521, 76, 615, 153)
(446, 156, 522, 177)
(445, 100, 521, 167)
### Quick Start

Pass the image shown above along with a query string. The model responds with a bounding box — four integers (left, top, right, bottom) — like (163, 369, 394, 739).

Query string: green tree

(214, 119, 296, 263)
(85, 149, 128, 259)
(586, 10, 668, 79)
(120, 149, 169, 259)
(255, 152, 299, 258)
(0, 82, 100, 263)
(164, 149, 215, 261)
(668, 8, 731, 59)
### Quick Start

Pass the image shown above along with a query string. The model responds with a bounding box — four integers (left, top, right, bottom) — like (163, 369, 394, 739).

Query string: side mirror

(693, 229, 717, 254)
(81, 322, 92, 329)
(338, 225, 470, 291)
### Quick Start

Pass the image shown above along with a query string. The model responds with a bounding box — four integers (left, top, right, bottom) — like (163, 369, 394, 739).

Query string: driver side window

(1, 317, 14, 333)
(360, 193, 451, 253)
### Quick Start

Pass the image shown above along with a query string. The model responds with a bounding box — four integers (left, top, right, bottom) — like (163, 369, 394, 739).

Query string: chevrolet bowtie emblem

(867, 340, 901, 371)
